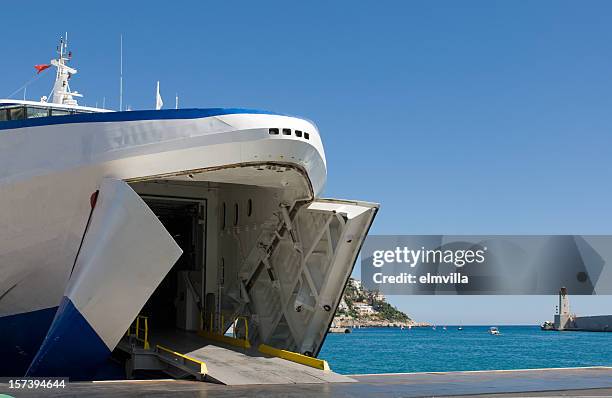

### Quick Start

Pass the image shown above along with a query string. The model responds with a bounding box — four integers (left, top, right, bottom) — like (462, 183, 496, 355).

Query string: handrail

(199, 311, 251, 349)
(233, 316, 249, 341)
(126, 315, 150, 350)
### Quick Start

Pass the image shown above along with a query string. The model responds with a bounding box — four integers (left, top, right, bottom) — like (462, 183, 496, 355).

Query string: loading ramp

(178, 343, 354, 385)
(116, 328, 355, 385)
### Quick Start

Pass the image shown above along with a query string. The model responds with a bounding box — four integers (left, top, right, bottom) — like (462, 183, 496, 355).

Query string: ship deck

(3, 366, 612, 397)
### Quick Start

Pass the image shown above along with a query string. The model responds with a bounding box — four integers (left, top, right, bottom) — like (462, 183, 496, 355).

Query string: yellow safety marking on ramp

(258, 344, 330, 371)
(198, 330, 251, 349)
(156, 344, 208, 374)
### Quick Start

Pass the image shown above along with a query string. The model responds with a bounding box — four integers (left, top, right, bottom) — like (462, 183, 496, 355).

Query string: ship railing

(126, 315, 150, 350)
(198, 311, 251, 349)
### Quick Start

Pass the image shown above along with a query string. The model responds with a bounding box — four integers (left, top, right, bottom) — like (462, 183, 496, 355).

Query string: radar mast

(50, 34, 83, 106)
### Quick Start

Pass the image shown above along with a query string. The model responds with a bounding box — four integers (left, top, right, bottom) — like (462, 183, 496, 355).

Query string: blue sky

(3, 1, 612, 324)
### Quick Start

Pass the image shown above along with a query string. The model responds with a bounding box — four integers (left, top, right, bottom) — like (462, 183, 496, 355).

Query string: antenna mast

(49, 33, 82, 105)
(119, 35, 124, 112)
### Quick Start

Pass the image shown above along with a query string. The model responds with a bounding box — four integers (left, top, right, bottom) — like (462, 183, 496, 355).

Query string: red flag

(34, 64, 51, 74)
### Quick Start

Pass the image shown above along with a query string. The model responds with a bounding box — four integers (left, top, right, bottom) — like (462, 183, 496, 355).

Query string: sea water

(319, 326, 612, 375)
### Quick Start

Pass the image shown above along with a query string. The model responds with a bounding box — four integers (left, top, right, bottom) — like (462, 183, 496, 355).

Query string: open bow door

(27, 178, 182, 379)
(234, 199, 378, 357)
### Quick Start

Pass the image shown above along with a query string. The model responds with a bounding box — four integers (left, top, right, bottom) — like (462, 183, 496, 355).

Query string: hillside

(333, 278, 420, 327)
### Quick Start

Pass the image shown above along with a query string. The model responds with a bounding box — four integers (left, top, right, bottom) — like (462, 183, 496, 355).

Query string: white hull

(0, 108, 377, 379)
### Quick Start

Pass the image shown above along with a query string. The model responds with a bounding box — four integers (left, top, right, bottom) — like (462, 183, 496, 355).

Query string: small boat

(432, 325, 437, 331)
(457, 326, 463, 331)
(489, 327, 501, 335)
(541, 321, 554, 331)
(443, 326, 447, 331)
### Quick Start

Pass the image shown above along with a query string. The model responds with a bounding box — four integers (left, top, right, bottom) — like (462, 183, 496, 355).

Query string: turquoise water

(319, 326, 612, 375)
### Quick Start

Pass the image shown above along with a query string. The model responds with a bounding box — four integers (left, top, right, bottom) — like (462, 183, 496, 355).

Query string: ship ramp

(117, 327, 355, 385)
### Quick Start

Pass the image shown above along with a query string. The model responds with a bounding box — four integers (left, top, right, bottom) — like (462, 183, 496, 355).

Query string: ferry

(0, 37, 378, 380)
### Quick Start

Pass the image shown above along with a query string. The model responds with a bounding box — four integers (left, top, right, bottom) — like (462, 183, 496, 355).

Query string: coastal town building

(370, 291, 386, 303)
(354, 302, 375, 315)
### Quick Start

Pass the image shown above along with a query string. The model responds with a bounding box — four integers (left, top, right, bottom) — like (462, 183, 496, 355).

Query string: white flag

(156, 81, 163, 110)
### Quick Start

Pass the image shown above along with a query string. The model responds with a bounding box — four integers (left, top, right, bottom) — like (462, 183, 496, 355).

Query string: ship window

(247, 199, 253, 217)
(0, 109, 7, 121)
(26, 107, 50, 119)
(221, 202, 226, 230)
(51, 109, 71, 116)
(295, 130, 303, 137)
(304, 132, 310, 140)
(9, 107, 25, 121)
(234, 203, 239, 226)
(282, 128, 291, 135)
(269, 128, 279, 135)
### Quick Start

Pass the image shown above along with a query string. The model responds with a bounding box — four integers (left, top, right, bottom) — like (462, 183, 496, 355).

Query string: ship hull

(0, 108, 378, 379)
(0, 307, 57, 376)
(0, 109, 327, 375)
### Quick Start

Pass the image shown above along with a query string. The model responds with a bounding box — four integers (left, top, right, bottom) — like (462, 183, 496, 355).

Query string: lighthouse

(554, 287, 571, 330)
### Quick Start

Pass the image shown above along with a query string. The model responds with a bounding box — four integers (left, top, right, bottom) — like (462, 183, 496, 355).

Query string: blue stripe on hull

(0, 107, 282, 131)
(26, 297, 110, 380)
(0, 307, 57, 376)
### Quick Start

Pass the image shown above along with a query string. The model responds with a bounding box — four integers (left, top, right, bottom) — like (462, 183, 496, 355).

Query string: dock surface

(3, 366, 612, 397)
